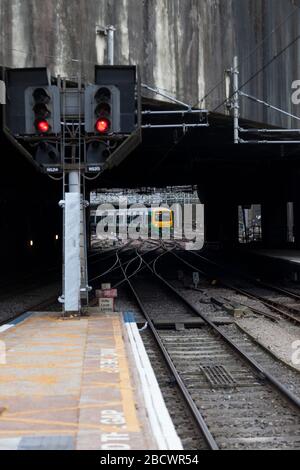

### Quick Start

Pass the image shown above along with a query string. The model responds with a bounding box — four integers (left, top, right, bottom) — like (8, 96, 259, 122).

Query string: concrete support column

(293, 200, 300, 248)
(261, 201, 288, 248)
(204, 201, 220, 246)
(204, 201, 238, 249)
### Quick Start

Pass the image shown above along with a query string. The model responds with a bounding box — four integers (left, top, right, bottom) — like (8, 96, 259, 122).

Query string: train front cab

(150, 208, 174, 239)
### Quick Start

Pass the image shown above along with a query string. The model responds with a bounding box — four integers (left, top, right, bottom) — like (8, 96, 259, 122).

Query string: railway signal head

(32, 88, 51, 133)
(95, 118, 110, 134)
(95, 87, 111, 134)
(36, 119, 50, 133)
(85, 85, 120, 135)
(25, 85, 61, 135)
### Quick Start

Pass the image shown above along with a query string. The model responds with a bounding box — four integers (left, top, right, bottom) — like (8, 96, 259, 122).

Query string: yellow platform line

(5, 351, 83, 356)
(0, 364, 83, 369)
(0, 416, 131, 433)
(0, 430, 77, 436)
(4, 402, 123, 418)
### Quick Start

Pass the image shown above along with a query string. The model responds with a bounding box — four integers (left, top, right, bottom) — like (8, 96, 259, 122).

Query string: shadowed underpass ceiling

(1, 97, 300, 203)
(87, 105, 300, 199)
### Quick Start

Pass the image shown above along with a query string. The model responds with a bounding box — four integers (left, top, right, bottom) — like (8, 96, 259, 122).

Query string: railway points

(110, 242, 300, 450)
(1, 239, 300, 451)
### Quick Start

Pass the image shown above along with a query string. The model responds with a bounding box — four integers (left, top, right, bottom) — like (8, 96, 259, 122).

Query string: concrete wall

(1, 0, 300, 126)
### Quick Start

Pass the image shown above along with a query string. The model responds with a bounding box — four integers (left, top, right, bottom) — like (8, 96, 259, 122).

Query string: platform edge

(123, 312, 183, 451)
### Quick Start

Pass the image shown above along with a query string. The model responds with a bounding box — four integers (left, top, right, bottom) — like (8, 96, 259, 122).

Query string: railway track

(176, 248, 300, 325)
(0, 295, 60, 327)
(117, 247, 214, 450)
(0, 266, 60, 302)
(88, 240, 161, 287)
(115, 244, 300, 450)
(0, 268, 61, 326)
(4, 241, 299, 449)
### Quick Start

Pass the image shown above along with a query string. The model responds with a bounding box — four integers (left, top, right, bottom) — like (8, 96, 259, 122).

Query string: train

(90, 206, 174, 239)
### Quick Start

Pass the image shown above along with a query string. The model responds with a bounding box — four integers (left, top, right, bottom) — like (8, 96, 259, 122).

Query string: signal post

(3, 36, 207, 315)
(4, 65, 141, 316)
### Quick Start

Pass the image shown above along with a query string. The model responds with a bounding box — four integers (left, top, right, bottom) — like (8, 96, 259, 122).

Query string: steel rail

(224, 285, 300, 325)
(155, 249, 300, 410)
(112, 243, 163, 289)
(180, 249, 300, 325)
(88, 240, 134, 265)
(88, 241, 163, 306)
(185, 249, 300, 301)
(89, 251, 121, 283)
(119, 248, 219, 451)
(89, 241, 156, 284)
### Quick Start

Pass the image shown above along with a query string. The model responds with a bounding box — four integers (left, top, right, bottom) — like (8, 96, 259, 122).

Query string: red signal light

(95, 118, 110, 134)
(36, 120, 50, 133)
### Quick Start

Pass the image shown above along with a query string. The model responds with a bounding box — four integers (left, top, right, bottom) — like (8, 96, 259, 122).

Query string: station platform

(0, 310, 181, 450)
(249, 249, 300, 269)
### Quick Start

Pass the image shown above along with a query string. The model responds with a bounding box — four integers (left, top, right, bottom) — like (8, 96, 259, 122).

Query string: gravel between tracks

(0, 282, 60, 324)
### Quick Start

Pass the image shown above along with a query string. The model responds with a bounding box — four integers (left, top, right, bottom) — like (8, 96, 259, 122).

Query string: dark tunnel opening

(0, 116, 62, 278)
